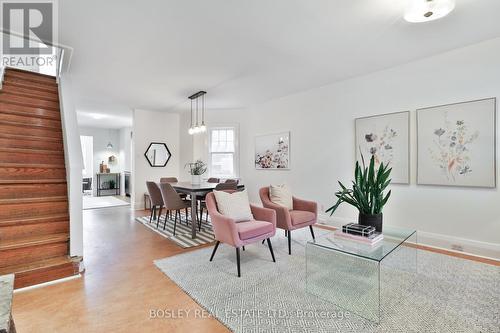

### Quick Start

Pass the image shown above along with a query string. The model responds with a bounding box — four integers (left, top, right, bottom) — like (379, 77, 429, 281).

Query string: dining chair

(205, 191, 277, 277)
(207, 177, 220, 183)
(158, 182, 191, 235)
(224, 179, 239, 185)
(199, 182, 238, 225)
(259, 187, 317, 255)
(160, 177, 188, 201)
(146, 181, 164, 227)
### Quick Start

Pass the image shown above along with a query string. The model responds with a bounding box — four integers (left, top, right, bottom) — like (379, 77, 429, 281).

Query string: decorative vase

(191, 174, 201, 185)
(358, 213, 383, 232)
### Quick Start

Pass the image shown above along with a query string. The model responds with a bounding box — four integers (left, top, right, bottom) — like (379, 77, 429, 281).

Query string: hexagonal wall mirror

(144, 142, 171, 167)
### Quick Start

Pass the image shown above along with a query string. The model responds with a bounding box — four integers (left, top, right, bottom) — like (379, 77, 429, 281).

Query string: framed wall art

(355, 111, 410, 184)
(417, 98, 496, 188)
(255, 131, 290, 170)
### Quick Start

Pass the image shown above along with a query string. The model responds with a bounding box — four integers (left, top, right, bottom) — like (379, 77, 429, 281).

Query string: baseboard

(318, 213, 500, 261)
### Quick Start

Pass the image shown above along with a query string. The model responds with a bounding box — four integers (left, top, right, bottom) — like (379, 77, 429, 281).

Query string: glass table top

(307, 225, 416, 262)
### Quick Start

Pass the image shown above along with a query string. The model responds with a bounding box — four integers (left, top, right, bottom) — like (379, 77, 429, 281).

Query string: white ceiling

(60, 0, 500, 124)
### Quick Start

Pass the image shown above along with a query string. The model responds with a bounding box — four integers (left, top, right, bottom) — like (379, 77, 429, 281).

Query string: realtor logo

(1, 0, 56, 55)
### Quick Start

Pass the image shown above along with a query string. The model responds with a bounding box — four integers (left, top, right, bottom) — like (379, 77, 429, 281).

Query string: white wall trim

(319, 213, 500, 260)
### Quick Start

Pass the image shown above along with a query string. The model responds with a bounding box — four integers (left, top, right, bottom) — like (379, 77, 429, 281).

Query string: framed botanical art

(255, 131, 290, 170)
(417, 98, 496, 188)
(355, 111, 410, 184)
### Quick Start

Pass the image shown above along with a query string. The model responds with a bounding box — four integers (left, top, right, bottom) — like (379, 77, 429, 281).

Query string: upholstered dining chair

(160, 177, 178, 183)
(198, 182, 238, 225)
(259, 187, 317, 255)
(224, 179, 239, 184)
(158, 182, 191, 235)
(205, 191, 277, 277)
(207, 177, 220, 183)
(146, 181, 164, 227)
(160, 177, 188, 201)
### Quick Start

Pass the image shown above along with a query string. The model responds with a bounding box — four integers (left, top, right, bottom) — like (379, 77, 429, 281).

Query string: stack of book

(335, 223, 383, 245)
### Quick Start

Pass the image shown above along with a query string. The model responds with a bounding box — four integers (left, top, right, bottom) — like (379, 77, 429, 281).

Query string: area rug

(136, 212, 215, 248)
(154, 227, 499, 333)
(82, 196, 130, 210)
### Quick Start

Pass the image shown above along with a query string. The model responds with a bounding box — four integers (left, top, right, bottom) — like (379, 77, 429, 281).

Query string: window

(209, 127, 238, 178)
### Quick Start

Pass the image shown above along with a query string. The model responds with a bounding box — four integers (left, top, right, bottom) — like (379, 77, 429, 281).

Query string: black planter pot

(358, 213, 383, 232)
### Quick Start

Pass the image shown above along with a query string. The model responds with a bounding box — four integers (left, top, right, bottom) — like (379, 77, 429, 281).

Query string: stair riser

(0, 123, 62, 138)
(0, 112, 61, 129)
(0, 241, 68, 268)
(0, 166, 66, 180)
(0, 102, 61, 120)
(0, 183, 67, 199)
(0, 221, 69, 241)
(0, 150, 65, 164)
(1, 85, 59, 102)
(4, 71, 57, 86)
(0, 93, 60, 111)
(0, 137, 64, 151)
(13, 262, 78, 289)
(0, 201, 68, 220)
(2, 77, 58, 94)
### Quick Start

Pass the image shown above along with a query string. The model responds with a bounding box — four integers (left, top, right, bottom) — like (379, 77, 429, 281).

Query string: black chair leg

(261, 239, 265, 244)
(309, 225, 315, 240)
(288, 230, 291, 255)
(149, 205, 154, 224)
(242, 246, 245, 251)
(158, 206, 163, 225)
(209, 241, 220, 261)
(236, 247, 241, 277)
(285, 230, 288, 237)
(173, 210, 178, 235)
(267, 238, 276, 262)
(185, 208, 189, 224)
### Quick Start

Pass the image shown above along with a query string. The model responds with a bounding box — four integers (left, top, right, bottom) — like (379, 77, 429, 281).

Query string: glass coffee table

(306, 226, 417, 323)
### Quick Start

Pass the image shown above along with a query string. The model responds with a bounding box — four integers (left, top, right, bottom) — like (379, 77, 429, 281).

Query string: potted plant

(326, 155, 392, 232)
(185, 160, 207, 185)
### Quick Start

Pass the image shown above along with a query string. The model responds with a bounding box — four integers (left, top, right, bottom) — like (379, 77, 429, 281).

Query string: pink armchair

(259, 187, 317, 255)
(205, 191, 277, 277)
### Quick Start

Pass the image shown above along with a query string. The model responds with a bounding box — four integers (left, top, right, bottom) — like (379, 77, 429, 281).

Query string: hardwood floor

(12, 206, 499, 332)
(12, 206, 229, 333)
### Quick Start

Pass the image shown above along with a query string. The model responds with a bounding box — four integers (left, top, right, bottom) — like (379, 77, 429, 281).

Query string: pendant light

(188, 99, 195, 135)
(404, 0, 455, 23)
(200, 94, 207, 132)
(187, 91, 207, 135)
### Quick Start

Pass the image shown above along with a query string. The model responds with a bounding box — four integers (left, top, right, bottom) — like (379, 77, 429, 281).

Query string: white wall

(133, 109, 180, 209)
(119, 127, 133, 195)
(59, 74, 84, 258)
(79, 127, 121, 196)
(183, 38, 500, 258)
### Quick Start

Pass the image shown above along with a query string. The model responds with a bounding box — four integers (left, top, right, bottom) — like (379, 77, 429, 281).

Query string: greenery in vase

(326, 154, 392, 216)
(185, 160, 207, 176)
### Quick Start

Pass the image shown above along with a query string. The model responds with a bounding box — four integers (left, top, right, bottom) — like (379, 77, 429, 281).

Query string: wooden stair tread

(0, 162, 66, 169)
(5, 67, 57, 80)
(0, 214, 69, 227)
(4, 70, 58, 87)
(1, 86, 59, 102)
(0, 196, 67, 205)
(0, 147, 64, 155)
(0, 233, 69, 251)
(0, 132, 63, 143)
(0, 256, 74, 276)
(0, 118, 63, 131)
(0, 179, 66, 184)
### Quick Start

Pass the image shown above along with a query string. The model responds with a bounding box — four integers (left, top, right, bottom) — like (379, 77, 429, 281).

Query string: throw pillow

(213, 189, 254, 222)
(269, 184, 293, 210)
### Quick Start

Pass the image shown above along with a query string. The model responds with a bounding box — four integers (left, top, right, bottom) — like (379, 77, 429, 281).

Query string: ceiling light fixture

(188, 91, 207, 135)
(404, 0, 455, 23)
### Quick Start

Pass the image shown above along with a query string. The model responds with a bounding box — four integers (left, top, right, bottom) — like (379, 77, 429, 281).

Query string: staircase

(0, 68, 80, 289)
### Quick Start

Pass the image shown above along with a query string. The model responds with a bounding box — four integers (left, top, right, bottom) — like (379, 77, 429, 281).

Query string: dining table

(170, 182, 245, 239)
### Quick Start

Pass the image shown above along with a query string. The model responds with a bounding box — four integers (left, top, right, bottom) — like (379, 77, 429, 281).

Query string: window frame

(207, 125, 239, 179)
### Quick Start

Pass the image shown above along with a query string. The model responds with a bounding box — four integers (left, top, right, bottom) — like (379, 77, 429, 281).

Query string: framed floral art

(355, 111, 410, 184)
(255, 131, 290, 170)
(417, 98, 496, 188)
